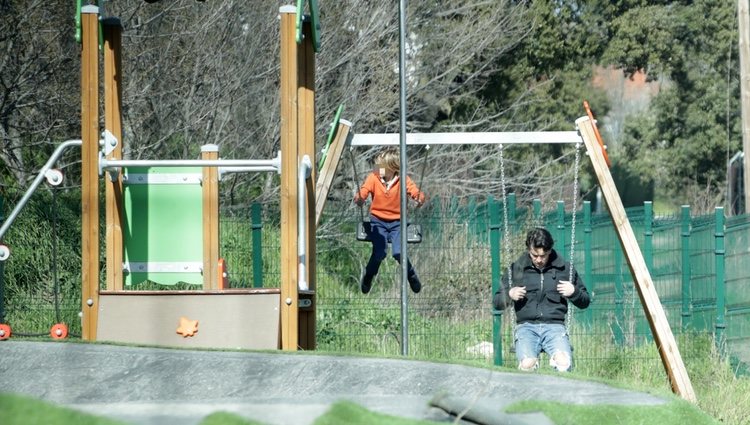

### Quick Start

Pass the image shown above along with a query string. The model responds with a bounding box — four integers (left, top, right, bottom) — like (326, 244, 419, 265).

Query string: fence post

(583, 201, 592, 325)
(681, 205, 692, 331)
(533, 199, 542, 226)
(489, 196, 503, 366)
(643, 202, 654, 273)
(508, 193, 517, 234)
(468, 196, 477, 243)
(556, 201, 566, 259)
(614, 241, 625, 346)
(251, 202, 263, 288)
(642, 201, 654, 341)
(714, 207, 726, 357)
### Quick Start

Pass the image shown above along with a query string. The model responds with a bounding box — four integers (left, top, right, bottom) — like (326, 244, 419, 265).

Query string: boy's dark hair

(525, 227, 554, 251)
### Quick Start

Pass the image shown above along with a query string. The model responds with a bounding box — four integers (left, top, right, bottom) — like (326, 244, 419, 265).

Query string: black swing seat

(357, 221, 422, 244)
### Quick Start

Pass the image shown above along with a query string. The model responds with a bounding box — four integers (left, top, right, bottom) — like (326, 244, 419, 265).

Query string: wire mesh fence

(1, 189, 748, 376)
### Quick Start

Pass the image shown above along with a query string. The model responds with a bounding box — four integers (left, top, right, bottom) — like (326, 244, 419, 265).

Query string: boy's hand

(415, 192, 426, 207)
(353, 194, 365, 206)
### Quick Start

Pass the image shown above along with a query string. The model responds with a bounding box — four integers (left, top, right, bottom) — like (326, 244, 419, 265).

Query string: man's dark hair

(526, 227, 554, 251)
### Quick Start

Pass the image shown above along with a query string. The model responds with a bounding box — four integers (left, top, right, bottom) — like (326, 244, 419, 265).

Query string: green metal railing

(1, 188, 749, 374)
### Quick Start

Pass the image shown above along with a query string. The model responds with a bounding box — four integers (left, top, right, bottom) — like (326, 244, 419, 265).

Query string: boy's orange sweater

(355, 172, 423, 221)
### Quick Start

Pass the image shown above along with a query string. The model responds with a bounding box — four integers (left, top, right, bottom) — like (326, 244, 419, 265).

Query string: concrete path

(0, 341, 667, 425)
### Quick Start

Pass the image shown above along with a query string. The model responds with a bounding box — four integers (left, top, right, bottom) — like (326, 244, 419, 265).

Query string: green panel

(122, 167, 204, 286)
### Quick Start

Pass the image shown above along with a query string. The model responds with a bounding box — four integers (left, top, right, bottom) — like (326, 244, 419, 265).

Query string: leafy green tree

(603, 1, 740, 210)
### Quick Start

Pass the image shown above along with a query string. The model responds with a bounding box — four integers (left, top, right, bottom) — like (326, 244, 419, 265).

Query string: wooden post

(298, 17, 317, 350)
(81, 6, 100, 340)
(202, 144, 220, 290)
(315, 120, 352, 227)
(738, 0, 750, 213)
(576, 115, 697, 402)
(279, 5, 299, 350)
(103, 18, 124, 291)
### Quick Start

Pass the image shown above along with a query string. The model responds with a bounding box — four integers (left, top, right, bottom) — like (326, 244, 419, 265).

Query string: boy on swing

(353, 147, 426, 294)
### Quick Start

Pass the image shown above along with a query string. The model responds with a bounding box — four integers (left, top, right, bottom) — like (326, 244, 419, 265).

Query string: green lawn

(0, 391, 719, 425)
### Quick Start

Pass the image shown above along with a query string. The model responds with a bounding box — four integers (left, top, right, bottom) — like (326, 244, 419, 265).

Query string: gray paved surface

(0, 341, 667, 424)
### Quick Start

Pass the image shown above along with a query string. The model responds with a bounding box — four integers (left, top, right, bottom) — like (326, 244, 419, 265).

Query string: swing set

(315, 102, 696, 402)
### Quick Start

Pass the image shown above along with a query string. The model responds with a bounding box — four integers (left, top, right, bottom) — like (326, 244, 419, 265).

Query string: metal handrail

(0, 139, 83, 243)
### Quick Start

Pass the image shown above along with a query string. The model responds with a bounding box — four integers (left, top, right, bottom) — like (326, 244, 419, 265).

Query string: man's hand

(509, 286, 526, 301)
(557, 280, 575, 297)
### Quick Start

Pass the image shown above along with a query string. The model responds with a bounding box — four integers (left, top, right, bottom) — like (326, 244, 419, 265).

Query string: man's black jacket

(492, 249, 590, 325)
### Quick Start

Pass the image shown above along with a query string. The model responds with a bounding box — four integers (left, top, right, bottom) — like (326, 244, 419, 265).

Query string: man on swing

(493, 227, 590, 372)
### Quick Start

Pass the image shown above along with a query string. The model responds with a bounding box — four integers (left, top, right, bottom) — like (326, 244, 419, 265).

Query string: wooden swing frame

(313, 105, 696, 402)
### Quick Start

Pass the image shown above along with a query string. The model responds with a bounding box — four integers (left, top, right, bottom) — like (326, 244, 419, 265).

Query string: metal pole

(489, 197, 503, 366)
(251, 203, 263, 288)
(583, 201, 592, 325)
(398, 0, 409, 356)
(642, 201, 654, 341)
(681, 205, 692, 331)
(556, 201, 566, 259)
(714, 207, 727, 356)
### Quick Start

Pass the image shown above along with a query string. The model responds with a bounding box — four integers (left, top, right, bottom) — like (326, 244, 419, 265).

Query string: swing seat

(357, 221, 422, 244)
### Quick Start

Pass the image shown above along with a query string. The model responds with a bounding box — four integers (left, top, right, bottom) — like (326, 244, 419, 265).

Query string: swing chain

(566, 141, 582, 330)
(498, 144, 516, 339)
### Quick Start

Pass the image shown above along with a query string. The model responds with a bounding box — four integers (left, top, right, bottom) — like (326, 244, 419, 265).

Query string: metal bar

(489, 196, 503, 366)
(350, 131, 582, 146)
(251, 203, 263, 288)
(0, 140, 82, 242)
(398, 0, 409, 357)
(715, 207, 726, 356)
(100, 156, 281, 174)
(583, 201, 593, 325)
(556, 201, 566, 260)
(297, 155, 312, 291)
(220, 166, 279, 175)
(642, 201, 654, 341)
(681, 205, 692, 331)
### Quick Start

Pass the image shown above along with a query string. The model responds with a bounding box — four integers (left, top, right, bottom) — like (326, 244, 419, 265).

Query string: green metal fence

(1, 189, 748, 375)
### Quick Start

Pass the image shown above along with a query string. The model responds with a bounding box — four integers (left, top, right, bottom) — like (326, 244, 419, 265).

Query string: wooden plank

(576, 115, 697, 402)
(315, 120, 351, 227)
(279, 6, 299, 351)
(97, 292, 280, 349)
(202, 145, 219, 290)
(298, 18, 316, 350)
(103, 19, 124, 291)
(80, 7, 100, 340)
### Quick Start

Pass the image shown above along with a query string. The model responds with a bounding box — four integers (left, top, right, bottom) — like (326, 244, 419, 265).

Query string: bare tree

(2, 0, 575, 216)
(0, 1, 80, 191)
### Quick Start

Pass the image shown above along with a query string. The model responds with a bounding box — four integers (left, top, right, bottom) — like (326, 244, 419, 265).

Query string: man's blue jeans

(514, 322, 573, 371)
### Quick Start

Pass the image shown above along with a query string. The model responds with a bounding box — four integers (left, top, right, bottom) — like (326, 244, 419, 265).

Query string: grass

(505, 399, 719, 425)
(0, 393, 720, 425)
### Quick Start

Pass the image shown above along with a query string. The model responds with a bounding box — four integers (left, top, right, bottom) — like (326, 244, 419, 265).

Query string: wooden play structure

(78, 4, 321, 351)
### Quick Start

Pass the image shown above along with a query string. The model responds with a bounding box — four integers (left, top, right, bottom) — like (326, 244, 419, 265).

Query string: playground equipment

(72, 4, 320, 351)
(0, 1, 696, 403)
(313, 112, 696, 401)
